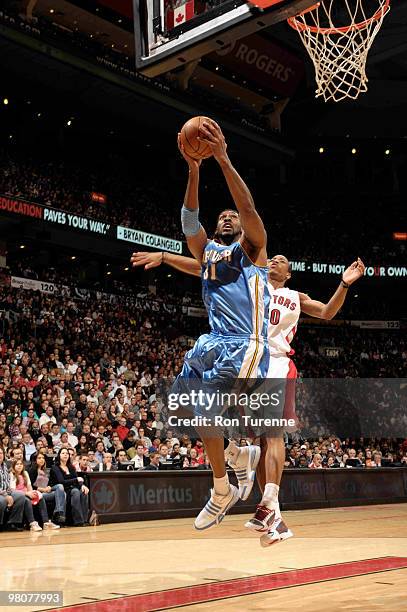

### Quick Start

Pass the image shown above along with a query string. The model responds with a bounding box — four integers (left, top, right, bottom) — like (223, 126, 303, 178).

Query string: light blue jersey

(172, 240, 271, 416)
(201, 240, 270, 339)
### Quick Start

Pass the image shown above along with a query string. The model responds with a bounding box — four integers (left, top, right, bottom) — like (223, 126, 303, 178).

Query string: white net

(288, 0, 391, 102)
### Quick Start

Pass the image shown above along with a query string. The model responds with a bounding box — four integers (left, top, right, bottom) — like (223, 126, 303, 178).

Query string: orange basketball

(179, 116, 213, 160)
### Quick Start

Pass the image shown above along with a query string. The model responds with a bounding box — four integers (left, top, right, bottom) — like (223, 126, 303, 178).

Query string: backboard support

(133, 0, 318, 76)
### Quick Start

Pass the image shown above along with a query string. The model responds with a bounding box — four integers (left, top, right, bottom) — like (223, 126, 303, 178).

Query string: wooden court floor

(1, 503, 406, 612)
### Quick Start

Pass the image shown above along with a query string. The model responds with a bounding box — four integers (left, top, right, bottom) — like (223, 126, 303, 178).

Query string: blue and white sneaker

(227, 445, 261, 501)
(194, 484, 240, 530)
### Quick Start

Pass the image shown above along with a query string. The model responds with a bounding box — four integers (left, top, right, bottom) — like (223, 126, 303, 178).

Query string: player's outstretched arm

(299, 258, 365, 319)
(178, 134, 208, 263)
(131, 251, 201, 277)
(199, 120, 267, 263)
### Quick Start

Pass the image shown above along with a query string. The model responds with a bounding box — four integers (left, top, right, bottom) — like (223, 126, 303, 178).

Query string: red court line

(49, 557, 407, 612)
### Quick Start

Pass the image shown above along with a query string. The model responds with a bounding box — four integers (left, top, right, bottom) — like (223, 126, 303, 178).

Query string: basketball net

(288, 0, 391, 102)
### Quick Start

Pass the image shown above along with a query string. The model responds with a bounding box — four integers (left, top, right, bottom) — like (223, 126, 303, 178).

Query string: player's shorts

(171, 332, 269, 418)
(267, 355, 298, 423)
(236, 355, 299, 439)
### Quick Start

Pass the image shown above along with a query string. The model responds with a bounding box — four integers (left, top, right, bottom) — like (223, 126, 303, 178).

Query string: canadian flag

(167, 1, 195, 29)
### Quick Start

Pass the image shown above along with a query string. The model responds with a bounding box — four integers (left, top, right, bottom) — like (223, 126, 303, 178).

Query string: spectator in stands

(372, 452, 383, 467)
(0, 446, 26, 531)
(132, 441, 149, 469)
(183, 448, 203, 469)
(28, 453, 66, 524)
(49, 448, 89, 526)
(116, 449, 132, 471)
(97, 452, 116, 472)
(94, 440, 105, 464)
(297, 455, 309, 469)
(309, 454, 323, 469)
(346, 448, 363, 468)
(9, 459, 60, 530)
(75, 454, 93, 473)
(139, 451, 160, 471)
(87, 450, 98, 470)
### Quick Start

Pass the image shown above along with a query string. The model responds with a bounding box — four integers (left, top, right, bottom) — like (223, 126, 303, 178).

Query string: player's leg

(225, 439, 261, 501)
(246, 435, 286, 531)
(258, 436, 293, 547)
(247, 436, 293, 546)
(194, 433, 239, 530)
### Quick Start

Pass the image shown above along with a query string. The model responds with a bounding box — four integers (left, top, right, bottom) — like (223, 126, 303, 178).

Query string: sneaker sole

(194, 487, 240, 531)
(260, 528, 294, 548)
(238, 445, 261, 501)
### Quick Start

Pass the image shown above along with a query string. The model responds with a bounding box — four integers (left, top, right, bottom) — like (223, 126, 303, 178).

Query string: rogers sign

(211, 35, 304, 97)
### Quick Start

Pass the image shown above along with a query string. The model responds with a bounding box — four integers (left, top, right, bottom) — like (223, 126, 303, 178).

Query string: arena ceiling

(4, 0, 407, 137)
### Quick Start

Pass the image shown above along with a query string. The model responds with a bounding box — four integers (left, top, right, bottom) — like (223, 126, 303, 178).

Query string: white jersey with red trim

(267, 283, 300, 357)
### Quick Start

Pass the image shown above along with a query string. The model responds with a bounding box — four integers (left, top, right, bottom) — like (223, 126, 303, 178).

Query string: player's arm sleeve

(181, 166, 207, 262)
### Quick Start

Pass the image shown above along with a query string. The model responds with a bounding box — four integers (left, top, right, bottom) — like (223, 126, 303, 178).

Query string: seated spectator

(132, 441, 149, 469)
(183, 448, 203, 469)
(138, 451, 160, 471)
(75, 454, 93, 473)
(372, 452, 383, 467)
(138, 427, 152, 449)
(158, 444, 170, 464)
(116, 449, 134, 471)
(76, 434, 90, 455)
(96, 452, 116, 472)
(122, 430, 137, 452)
(66, 423, 78, 448)
(346, 448, 363, 468)
(39, 406, 56, 428)
(0, 446, 26, 531)
(94, 440, 106, 463)
(9, 459, 60, 530)
(87, 450, 99, 470)
(28, 453, 66, 524)
(309, 454, 323, 469)
(49, 448, 89, 526)
(22, 433, 36, 462)
(297, 455, 309, 469)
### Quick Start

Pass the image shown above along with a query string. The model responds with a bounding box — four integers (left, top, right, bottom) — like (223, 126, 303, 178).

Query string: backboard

(133, 0, 318, 76)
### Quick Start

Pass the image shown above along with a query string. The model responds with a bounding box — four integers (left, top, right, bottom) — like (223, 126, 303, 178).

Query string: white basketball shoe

(194, 484, 240, 531)
(226, 444, 261, 501)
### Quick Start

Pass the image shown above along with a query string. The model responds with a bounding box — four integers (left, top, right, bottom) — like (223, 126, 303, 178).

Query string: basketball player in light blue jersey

(134, 120, 270, 530)
(173, 119, 271, 529)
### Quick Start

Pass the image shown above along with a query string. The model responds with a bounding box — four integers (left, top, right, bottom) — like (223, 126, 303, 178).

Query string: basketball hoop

(287, 0, 391, 102)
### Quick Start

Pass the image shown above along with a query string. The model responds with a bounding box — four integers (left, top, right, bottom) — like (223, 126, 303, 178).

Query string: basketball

(180, 116, 213, 160)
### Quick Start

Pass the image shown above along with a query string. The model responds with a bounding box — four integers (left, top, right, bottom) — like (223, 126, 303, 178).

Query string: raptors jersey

(201, 240, 270, 338)
(267, 283, 300, 357)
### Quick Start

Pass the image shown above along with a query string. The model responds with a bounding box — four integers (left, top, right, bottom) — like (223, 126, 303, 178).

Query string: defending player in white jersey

(247, 254, 365, 546)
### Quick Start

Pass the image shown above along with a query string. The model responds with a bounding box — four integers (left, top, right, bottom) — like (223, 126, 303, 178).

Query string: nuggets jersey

(267, 283, 301, 357)
(201, 240, 270, 338)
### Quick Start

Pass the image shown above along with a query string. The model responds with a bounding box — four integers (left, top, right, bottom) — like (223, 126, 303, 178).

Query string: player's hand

(131, 251, 163, 270)
(177, 133, 201, 170)
(342, 258, 365, 285)
(199, 120, 228, 163)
